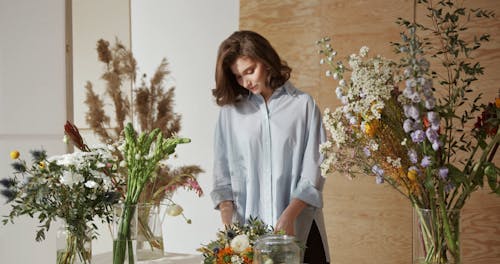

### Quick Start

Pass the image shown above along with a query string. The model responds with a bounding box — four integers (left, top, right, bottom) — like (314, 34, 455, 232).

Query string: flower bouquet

(198, 217, 274, 264)
(317, 1, 498, 263)
(1, 132, 121, 264)
(112, 123, 191, 264)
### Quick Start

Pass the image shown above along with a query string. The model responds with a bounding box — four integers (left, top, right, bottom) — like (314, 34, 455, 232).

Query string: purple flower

(408, 149, 418, 164)
(411, 130, 425, 143)
(426, 128, 439, 142)
(411, 93, 421, 103)
(445, 183, 454, 193)
(376, 175, 384, 184)
(438, 167, 449, 180)
(427, 111, 439, 123)
(407, 105, 420, 120)
(421, 156, 432, 167)
(403, 119, 414, 133)
(363, 146, 371, 157)
(424, 97, 436, 110)
(372, 165, 384, 177)
(405, 79, 416, 88)
(432, 140, 441, 151)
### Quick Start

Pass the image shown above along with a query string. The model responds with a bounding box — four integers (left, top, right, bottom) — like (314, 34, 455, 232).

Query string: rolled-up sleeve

(210, 109, 234, 209)
(292, 100, 326, 208)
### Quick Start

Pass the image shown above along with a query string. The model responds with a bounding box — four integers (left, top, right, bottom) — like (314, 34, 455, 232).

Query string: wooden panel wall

(240, 1, 500, 263)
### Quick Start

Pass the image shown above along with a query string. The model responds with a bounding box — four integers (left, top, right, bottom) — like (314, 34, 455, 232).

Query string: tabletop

(93, 252, 203, 264)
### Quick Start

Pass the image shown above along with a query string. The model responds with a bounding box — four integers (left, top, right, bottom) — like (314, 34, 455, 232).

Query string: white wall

(130, 0, 239, 254)
(0, 0, 239, 260)
(0, 0, 67, 263)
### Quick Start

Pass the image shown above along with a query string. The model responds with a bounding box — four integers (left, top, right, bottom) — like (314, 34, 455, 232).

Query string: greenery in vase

(112, 123, 191, 264)
(317, 0, 498, 263)
(1, 123, 121, 264)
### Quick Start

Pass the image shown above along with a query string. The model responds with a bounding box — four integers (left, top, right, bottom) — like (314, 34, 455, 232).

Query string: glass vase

(56, 222, 92, 264)
(253, 235, 301, 264)
(112, 203, 138, 264)
(413, 206, 461, 264)
(136, 203, 166, 261)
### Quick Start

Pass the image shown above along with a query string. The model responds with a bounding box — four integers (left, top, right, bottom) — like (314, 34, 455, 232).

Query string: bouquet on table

(198, 217, 274, 264)
(1, 123, 121, 264)
(317, 1, 498, 263)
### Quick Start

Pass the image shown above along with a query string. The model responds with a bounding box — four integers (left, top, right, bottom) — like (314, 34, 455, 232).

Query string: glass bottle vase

(413, 206, 461, 264)
(136, 203, 166, 261)
(56, 222, 92, 264)
(112, 203, 138, 264)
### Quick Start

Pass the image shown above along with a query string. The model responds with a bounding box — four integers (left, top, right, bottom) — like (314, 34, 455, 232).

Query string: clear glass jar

(56, 222, 92, 264)
(253, 235, 301, 264)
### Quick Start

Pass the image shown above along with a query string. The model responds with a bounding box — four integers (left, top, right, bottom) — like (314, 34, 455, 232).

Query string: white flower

(319, 58, 325, 64)
(230, 234, 250, 253)
(325, 70, 332, 77)
(84, 180, 98, 189)
(167, 204, 183, 216)
(359, 46, 369, 57)
(264, 259, 274, 264)
(60, 171, 84, 186)
(119, 160, 127, 167)
(230, 255, 244, 264)
(333, 72, 339, 80)
(339, 79, 346, 87)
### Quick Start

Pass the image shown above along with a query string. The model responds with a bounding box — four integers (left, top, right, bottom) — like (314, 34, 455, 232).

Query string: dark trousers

(303, 221, 329, 264)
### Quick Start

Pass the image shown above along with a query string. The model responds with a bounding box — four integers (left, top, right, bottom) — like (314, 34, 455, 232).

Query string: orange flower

(217, 247, 234, 264)
(496, 97, 500, 108)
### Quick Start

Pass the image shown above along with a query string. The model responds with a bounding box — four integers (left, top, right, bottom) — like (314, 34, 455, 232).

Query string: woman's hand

(219, 200, 234, 226)
(275, 199, 307, 235)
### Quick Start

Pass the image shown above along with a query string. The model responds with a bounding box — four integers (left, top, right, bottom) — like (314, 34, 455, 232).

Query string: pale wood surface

(93, 252, 203, 264)
(241, 0, 500, 263)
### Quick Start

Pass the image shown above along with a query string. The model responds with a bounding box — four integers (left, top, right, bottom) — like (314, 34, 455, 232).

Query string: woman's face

(230, 56, 272, 99)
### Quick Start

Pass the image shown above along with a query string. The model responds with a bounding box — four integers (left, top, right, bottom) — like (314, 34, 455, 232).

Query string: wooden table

(93, 252, 203, 264)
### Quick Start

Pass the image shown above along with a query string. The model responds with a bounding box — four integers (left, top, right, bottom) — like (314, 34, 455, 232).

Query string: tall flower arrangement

(113, 123, 191, 264)
(84, 39, 203, 258)
(318, 0, 498, 263)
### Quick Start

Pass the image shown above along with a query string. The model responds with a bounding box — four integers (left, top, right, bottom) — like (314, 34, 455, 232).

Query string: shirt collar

(247, 81, 296, 102)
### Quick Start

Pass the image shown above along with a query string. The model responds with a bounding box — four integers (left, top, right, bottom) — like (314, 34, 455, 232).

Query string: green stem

(113, 204, 136, 264)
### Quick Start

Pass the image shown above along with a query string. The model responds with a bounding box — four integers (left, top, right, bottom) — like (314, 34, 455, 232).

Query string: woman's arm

(276, 198, 307, 235)
(219, 200, 234, 226)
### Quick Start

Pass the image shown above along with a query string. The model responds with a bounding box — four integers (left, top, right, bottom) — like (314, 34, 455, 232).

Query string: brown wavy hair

(213, 30, 292, 106)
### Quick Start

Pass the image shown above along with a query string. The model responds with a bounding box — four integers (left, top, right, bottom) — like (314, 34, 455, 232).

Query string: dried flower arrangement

(84, 39, 204, 206)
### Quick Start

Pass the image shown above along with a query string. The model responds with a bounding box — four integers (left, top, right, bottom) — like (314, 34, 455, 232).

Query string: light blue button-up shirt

(211, 82, 329, 258)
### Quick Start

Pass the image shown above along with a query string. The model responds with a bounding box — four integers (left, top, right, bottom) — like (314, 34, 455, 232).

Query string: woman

(210, 30, 330, 263)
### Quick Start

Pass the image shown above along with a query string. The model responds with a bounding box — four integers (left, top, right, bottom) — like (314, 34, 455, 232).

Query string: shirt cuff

(210, 186, 234, 209)
(292, 179, 323, 208)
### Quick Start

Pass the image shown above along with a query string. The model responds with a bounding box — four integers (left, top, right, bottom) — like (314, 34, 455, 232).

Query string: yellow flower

(364, 121, 378, 137)
(407, 169, 418, 181)
(10, 150, 20, 160)
(39, 161, 46, 169)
